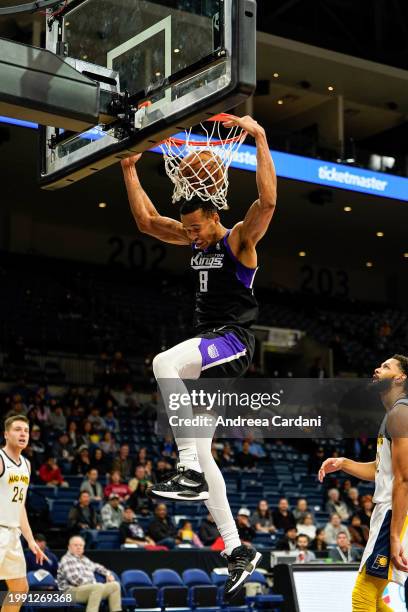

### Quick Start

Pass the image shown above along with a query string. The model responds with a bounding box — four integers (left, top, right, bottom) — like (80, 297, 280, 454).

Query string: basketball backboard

(39, 0, 256, 189)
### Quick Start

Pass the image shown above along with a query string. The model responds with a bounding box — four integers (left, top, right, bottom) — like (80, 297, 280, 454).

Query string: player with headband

(121, 114, 276, 599)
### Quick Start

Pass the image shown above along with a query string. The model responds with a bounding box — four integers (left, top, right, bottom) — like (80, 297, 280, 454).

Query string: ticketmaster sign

(230, 144, 408, 202)
(2, 116, 408, 201)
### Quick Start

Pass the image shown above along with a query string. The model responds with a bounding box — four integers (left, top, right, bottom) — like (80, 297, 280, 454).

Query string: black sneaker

(222, 545, 262, 601)
(147, 466, 209, 501)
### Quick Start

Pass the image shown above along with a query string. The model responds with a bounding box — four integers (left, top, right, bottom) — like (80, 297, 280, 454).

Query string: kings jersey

(191, 230, 259, 332)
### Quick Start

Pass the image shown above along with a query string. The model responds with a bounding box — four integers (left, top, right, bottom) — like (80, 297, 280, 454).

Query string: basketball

(178, 150, 224, 194)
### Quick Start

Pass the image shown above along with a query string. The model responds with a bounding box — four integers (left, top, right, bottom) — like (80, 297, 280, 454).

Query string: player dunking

(0, 415, 49, 612)
(319, 355, 408, 612)
(121, 115, 276, 599)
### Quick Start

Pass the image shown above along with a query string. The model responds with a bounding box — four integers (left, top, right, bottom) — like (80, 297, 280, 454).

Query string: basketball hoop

(160, 113, 247, 210)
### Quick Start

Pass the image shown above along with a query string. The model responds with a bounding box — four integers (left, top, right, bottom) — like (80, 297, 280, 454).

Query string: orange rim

(162, 113, 246, 147)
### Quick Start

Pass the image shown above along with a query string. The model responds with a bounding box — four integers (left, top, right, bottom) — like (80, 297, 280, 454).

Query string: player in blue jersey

(122, 115, 276, 599)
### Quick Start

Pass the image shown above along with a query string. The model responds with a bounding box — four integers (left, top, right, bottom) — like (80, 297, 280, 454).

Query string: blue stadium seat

(182, 569, 218, 609)
(94, 530, 121, 550)
(152, 569, 189, 610)
(121, 569, 159, 609)
(50, 500, 72, 526)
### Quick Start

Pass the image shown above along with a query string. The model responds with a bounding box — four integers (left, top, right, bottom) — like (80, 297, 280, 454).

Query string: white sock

(196, 424, 241, 555)
(176, 438, 201, 473)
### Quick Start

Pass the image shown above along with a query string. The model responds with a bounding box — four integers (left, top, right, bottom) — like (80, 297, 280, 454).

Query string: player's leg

(351, 567, 392, 612)
(2, 578, 28, 612)
(151, 337, 208, 498)
(195, 423, 261, 600)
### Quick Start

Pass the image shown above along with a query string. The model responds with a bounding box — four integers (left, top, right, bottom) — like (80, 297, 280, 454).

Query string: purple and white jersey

(191, 230, 259, 333)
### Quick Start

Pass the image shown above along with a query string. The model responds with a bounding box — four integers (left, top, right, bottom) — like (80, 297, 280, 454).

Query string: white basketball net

(160, 115, 247, 210)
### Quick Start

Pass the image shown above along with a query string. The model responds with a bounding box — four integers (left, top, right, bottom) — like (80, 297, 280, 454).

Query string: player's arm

(387, 406, 408, 571)
(225, 116, 277, 247)
(318, 457, 376, 482)
(121, 155, 190, 245)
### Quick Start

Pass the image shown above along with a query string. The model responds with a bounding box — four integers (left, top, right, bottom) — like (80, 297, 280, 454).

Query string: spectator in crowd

(308, 447, 325, 475)
(25, 533, 59, 576)
(112, 444, 133, 481)
(80, 468, 103, 502)
(96, 385, 118, 412)
(236, 508, 256, 545)
(67, 421, 80, 450)
(30, 424, 46, 465)
(77, 421, 95, 448)
(323, 513, 351, 545)
(345, 487, 361, 515)
(128, 480, 152, 515)
(104, 409, 119, 435)
(161, 434, 177, 459)
(219, 442, 235, 469)
(153, 459, 172, 483)
(147, 503, 179, 549)
(49, 405, 67, 432)
(104, 470, 130, 502)
(296, 513, 316, 541)
(341, 479, 352, 499)
(53, 432, 75, 473)
(39, 457, 68, 487)
(68, 491, 101, 538)
(272, 498, 296, 531)
(136, 447, 148, 467)
(358, 495, 374, 527)
(100, 431, 118, 456)
(325, 488, 350, 521)
(74, 447, 92, 476)
(235, 440, 257, 470)
(310, 528, 327, 553)
(90, 448, 110, 476)
(276, 526, 298, 551)
(178, 520, 203, 548)
(57, 535, 122, 612)
(251, 500, 276, 533)
(29, 395, 51, 425)
(329, 532, 361, 563)
(293, 498, 312, 523)
(119, 507, 154, 547)
(199, 514, 220, 546)
(144, 460, 154, 482)
(88, 407, 106, 432)
(245, 433, 266, 459)
(101, 494, 124, 530)
(348, 514, 369, 548)
(295, 534, 316, 563)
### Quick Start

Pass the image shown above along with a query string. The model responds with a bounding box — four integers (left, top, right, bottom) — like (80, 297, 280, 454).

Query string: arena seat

(152, 569, 189, 609)
(50, 500, 72, 526)
(94, 530, 121, 549)
(121, 570, 159, 609)
(182, 569, 218, 609)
